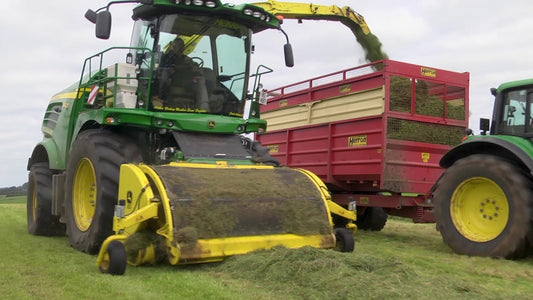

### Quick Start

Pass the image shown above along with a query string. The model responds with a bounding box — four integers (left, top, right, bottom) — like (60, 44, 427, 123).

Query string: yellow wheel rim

(73, 158, 97, 232)
(450, 177, 509, 242)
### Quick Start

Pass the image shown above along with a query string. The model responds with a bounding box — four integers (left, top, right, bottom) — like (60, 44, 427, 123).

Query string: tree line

(0, 183, 27, 197)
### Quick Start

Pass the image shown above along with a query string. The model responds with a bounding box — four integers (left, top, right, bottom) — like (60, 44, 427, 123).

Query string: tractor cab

(488, 80, 533, 137)
(130, 13, 252, 115)
(85, 0, 292, 120)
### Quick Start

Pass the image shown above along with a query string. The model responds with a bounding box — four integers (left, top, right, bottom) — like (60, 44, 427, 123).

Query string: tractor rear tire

(356, 207, 388, 231)
(334, 228, 355, 252)
(434, 154, 533, 259)
(65, 129, 141, 254)
(99, 240, 127, 275)
(27, 162, 65, 236)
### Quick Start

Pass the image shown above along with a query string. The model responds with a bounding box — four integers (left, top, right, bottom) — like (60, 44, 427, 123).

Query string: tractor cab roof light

(175, 0, 217, 7)
(242, 6, 270, 21)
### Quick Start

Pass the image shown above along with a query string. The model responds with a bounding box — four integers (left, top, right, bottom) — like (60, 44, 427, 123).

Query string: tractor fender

(440, 137, 533, 175)
(28, 139, 63, 171)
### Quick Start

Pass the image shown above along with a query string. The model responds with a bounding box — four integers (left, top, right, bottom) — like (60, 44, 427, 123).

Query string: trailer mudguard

(440, 136, 533, 175)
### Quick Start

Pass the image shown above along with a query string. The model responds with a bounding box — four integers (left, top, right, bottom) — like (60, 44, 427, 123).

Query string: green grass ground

(1, 196, 532, 299)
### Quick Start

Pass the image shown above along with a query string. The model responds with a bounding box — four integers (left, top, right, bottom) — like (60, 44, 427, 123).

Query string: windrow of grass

(1, 197, 532, 299)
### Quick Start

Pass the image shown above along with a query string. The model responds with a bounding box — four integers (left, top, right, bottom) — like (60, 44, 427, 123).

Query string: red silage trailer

(256, 59, 469, 229)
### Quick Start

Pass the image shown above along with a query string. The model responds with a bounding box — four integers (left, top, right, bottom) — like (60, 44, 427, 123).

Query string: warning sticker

(87, 85, 99, 105)
(421, 152, 430, 162)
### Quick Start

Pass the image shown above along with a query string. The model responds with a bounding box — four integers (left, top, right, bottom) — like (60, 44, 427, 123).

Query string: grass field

(1, 195, 532, 299)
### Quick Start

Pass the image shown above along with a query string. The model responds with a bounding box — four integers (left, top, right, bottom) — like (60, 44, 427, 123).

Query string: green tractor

(27, 0, 357, 274)
(434, 79, 533, 259)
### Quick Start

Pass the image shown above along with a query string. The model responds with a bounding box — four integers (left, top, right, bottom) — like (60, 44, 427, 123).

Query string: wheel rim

(450, 177, 509, 242)
(73, 158, 97, 231)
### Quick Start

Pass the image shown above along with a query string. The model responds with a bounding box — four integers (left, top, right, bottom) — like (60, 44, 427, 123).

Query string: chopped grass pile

(387, 76, 466, 146)
(389, 76, 466, 121)
(387, 117, 466, 146)
(203, 246, 418, 299)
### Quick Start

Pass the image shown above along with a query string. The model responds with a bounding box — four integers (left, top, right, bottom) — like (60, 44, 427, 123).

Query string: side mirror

(85, 9, 97, 24)
(480, 118, 490, 135)
(284, 43, 294, 67)
(95, 11, 112, 39)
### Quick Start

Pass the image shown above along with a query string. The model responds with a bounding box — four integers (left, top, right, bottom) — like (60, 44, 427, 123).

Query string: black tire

(434, 154, 533, 259)
(99, 240, 127, 275)
(334, 228, 355, 252)
(27, 162, 65, 236)
(356, 207, 388, 231)
(64, 129, 141, 254)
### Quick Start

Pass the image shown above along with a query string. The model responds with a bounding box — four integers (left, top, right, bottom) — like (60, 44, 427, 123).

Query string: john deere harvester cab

(434, 79, 533, 259)
(27, 0, 356, 275)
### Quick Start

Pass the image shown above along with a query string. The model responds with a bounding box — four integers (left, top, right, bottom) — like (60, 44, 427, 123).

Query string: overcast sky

(1, 0, 532, 187)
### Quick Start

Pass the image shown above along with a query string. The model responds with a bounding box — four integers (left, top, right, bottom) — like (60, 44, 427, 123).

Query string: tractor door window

(500, 89, 531, 135)
(216, 35, 247, 98)
(130, 20, 155, 69)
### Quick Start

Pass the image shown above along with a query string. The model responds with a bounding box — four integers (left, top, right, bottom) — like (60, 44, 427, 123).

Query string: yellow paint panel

(348, 135, 367, 147)
(178, 233, 335, 262)
(267, 144, 279, 153)
(421, 67, 436, 77)
(263, 87, 384, 132)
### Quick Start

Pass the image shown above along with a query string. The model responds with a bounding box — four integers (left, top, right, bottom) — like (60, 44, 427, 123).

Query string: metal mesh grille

(389, 76, 411, 113)
(387, 117, 465, 146)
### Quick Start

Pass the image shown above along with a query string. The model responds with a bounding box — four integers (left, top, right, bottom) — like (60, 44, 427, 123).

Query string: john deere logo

(208, 121, 216, 128)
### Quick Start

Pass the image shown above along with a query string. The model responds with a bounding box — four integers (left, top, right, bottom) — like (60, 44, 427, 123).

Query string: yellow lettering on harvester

(348, 135, 367, 147)
(421, 67, 436, 78)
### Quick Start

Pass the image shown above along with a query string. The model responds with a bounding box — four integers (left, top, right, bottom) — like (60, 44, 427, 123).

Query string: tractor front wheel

(64, 129, 140, 254)
(99, 240, 127, 275)
(434, 154, 533, 259)
(334, 227, 355, 252)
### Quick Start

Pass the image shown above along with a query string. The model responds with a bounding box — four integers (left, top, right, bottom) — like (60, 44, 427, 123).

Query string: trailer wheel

(356, 207, 388, 231)
(334, 228, 354, 252)
(65, 129, 141, 254)
(99, 240, 127, 275)
(27, 162, 65, 236)
(434, 154, 533, 259)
